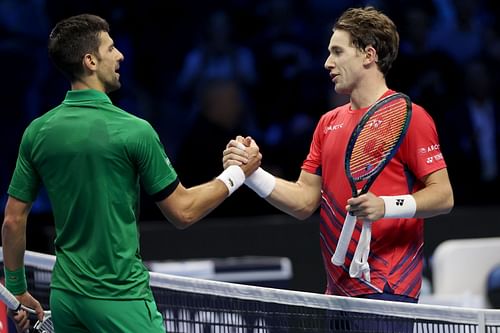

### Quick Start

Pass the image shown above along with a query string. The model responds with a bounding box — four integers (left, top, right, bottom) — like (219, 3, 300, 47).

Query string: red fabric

(0, 303, 8, 333)
(0, 279, 9, 333)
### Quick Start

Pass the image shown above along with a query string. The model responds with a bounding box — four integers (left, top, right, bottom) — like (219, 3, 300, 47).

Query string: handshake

(218, 135, 276, 198)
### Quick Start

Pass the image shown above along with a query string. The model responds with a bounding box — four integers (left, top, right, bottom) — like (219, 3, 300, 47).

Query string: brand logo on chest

(324, 123, 343, 133)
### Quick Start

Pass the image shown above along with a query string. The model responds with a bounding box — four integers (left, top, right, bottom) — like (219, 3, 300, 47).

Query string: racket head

(345, 93, 412, 194)
(32, 310, 54, 333)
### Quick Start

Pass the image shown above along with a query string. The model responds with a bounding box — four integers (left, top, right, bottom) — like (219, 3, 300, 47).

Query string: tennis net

(2, 248, 500, 332)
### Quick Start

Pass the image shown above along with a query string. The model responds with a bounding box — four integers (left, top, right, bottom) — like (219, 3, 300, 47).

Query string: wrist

(216, 165, 245, 196)
(4, 266, 27, 295)
(381, 195, 416, 218)
(245, 167, 276, 198)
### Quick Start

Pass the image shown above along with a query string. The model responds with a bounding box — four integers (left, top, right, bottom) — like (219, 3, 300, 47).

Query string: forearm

(349, 168, 454, 221)
(245, 169, 321, 220)
(222, 139, 321, 219)
(378, 168, 453, 219)
(412, 184, 453, 218)
(2, 197, 30, 271)
(161, 180, 229, 229)
(411, 168, 454, 218)
(1, 216, 27, 270)
(179, 180, 229, 225)
(2, 197, 31, 295)
(159, 166, 246, 228)
(266, 178, 320, 220)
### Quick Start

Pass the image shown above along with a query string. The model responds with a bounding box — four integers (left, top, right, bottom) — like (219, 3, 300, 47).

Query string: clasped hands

(222, 135, 261, 177)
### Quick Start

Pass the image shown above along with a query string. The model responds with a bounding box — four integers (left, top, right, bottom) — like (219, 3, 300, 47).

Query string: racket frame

(331, 93, 412, 266)
(345, 92, 412, 197)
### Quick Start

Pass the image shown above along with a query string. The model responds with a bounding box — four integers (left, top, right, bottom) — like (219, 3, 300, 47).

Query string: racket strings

(33, 314, 54, 333)
(349, 99, 410, 179)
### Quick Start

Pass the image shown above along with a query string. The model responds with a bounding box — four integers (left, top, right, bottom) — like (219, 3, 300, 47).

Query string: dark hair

(48, 14, 109, 81)
(334, 7, 399, 76)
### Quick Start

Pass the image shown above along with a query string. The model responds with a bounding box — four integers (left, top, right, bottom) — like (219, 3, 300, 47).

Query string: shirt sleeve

(302, 112, 335, 176)
(129, 121, 178, 196)
(401, 104, 447, 179)
(8, 125, 41, 202)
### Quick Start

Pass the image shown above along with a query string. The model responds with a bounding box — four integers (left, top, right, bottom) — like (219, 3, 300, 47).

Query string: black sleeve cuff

(151, 178, 180, 202)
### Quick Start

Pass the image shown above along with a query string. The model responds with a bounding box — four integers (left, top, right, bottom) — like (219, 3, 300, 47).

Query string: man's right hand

(223, 136, 261, 177)
(10, 291, 44, 332)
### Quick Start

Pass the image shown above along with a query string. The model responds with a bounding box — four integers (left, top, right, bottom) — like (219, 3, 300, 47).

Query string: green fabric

(8, 89, 177, 299)
(50, 288, 166, 332)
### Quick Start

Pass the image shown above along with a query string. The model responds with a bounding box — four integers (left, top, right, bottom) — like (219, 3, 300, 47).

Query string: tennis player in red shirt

(223, 6, 453, 304)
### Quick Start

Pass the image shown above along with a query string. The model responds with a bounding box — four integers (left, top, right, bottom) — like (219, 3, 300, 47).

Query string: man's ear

(363, 45, 378, 65)
(82, 53, 97, 71)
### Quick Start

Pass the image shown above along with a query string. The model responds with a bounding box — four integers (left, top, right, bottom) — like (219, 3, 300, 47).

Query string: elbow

(171, 222, 191, 230)
(291, 198, 320, 220)
(443, 190, 454, 214)
(2, 216, 24, 234)
(168, 211, 199, 230)
(434, 187, 454, 216)
(292, 205, 317, 221)
(439, 201, 453, 216)
(295, 213, 312, 221)
(158, 197, 201, 230)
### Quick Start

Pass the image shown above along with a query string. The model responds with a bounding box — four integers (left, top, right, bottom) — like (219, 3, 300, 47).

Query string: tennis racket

(0, 282, 53, 333)
(331, 92, 412, 266)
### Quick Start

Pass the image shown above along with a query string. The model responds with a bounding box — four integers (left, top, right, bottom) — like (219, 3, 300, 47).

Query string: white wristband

(216, 165, 245, 196)
(381, 195, 417, 218)
(245, 167, 276, 198)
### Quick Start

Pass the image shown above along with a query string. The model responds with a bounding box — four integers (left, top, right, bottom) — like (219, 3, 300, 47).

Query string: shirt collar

(63, 89, 112, 104)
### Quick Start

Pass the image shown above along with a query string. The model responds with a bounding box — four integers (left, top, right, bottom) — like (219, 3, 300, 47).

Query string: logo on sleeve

(418, 144, 440, 154)
(418, 144, 443, 165)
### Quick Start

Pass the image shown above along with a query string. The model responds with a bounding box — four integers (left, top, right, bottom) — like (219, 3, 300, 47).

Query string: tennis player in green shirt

(2, 14, 260, 332)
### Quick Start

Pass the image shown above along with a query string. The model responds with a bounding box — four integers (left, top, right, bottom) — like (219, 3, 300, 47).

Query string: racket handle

(0, 283, 21, 311)
(331, 213, 357, 266)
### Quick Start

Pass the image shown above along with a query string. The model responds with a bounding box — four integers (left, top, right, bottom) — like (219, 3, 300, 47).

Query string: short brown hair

(48, 14, 109, 81)
(334, 7, 399, 76)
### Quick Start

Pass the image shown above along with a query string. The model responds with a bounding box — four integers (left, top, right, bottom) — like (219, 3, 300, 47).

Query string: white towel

(349, 221, 372, 282)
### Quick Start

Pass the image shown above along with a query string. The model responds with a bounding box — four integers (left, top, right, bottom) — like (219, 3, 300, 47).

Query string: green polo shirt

(8, 89, 178, 299)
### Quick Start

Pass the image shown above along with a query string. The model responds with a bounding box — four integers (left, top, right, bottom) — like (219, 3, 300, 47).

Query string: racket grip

(0, 283, 21, 310)
(331, 213, 357, 266)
